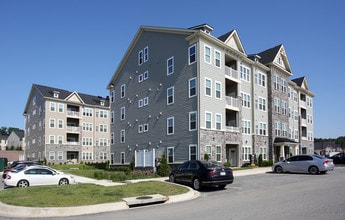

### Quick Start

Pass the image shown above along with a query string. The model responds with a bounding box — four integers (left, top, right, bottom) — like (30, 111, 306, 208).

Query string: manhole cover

(136, 196, 153, 200)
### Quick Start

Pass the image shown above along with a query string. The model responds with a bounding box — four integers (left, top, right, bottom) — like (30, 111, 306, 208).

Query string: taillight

(323, 160, 329, 165)
(208, 169, 217, 176)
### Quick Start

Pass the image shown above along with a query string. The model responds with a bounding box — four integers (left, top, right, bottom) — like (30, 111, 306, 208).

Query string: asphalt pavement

(0, 167, 272, 218)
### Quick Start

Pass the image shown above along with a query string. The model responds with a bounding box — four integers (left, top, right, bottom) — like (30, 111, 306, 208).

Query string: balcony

(67, 110, 80, 118)
(67, 126, 81, 133)
(225, 66, 239, 82)
(225, 96, 239, 110)
(66, 141, 80, 145)
(226, 126, 240, 133)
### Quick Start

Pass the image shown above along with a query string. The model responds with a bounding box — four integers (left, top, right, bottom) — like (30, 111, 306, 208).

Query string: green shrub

(156, 153, 171, 177)
(258, 154, 263, 167)
(223, 161, 231, 167)
(204, 154, 209, 161)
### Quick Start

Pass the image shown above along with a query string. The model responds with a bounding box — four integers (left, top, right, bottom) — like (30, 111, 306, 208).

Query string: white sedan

(4, 166, 75, 187)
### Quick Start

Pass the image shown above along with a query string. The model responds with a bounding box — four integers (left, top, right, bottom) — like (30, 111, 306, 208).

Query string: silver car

(272, 154, 334, 174)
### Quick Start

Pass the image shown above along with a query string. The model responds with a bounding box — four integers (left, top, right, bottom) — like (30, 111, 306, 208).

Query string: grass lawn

(0, 181, 188, 207)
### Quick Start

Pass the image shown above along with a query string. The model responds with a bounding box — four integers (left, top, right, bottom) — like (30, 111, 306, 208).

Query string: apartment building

(23, 84, 110, 164)
(107, 24, 314, 167)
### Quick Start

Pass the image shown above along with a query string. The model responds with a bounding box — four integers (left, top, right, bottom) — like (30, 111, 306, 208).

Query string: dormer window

(53, 91, 60, 98)
(100, 100, 105, 106)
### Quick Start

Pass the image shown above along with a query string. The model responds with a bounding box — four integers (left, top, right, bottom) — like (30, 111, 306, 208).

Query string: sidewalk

(0, 167, 271, 218)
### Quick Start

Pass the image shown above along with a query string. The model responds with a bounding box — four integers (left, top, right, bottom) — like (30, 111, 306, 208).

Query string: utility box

(0, 158, 8, 172)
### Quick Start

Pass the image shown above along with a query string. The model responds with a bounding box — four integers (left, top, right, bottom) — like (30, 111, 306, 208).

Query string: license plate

(220, 172, 226, 176)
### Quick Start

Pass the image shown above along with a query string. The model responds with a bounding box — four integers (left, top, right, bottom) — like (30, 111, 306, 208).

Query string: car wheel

(193, 178, 201, 190)
(169, 174, 175, 183)
(218, 184, 226, 189)
(274, 166, 284, 173)
(17, 180, 29, 187)
(309, 166, 319, 175)
(59, 178, 69, 185)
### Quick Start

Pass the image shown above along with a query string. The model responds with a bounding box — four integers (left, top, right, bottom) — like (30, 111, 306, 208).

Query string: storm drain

(123, 194, 168, 208)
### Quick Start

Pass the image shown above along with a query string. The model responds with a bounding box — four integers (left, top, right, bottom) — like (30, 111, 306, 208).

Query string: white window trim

(167, 117, 174, 135)
(189, 111, 197, 131)
(188, 44, 196, 65)
(214, 50, 221, 68)
(204, 45, 212, 64)
(167, 56, 174, 75)
(205, 111, 212, 129)
(189, 77, 197, 98)
(215, 81, 222, 100)
(167, 87, 174, 105)
(205, 78, 212, 97)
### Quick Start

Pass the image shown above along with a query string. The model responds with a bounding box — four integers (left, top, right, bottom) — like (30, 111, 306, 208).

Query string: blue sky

(1, 0, 344, 138)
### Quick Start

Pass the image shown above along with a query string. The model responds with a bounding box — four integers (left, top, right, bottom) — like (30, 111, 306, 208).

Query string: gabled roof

(291, 76, 315, 97)
(12, 130, 24, 139)
(257, 44, 292, 74)
(24, 84, 109, 115)
(218, 30, 246, 54)
(33, 84, 109, 106)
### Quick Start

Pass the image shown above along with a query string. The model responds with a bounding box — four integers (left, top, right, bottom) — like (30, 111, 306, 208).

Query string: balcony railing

(66, 141, 80, 145)
(226, 126, 240, 133)
(225, 96, 239, 108)
(67, 111, 80, 117)
(225, 66, 239, 80)
(67, 126, 80, 132)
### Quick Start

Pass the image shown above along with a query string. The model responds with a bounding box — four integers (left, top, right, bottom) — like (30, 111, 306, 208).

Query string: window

(242, 120, 251, 134)
(215, 114, 222, 130)
(138, 99, 143, 108)
(83, 108, 93, 117)
(205, 78, 212, 97)
(143, 123, 149, 132)
(167, 87, 174, 105)
(49, 151, 55, 160)
(121, 152, 125, 164)
(205, 145, 212, 159)
(282, 123, 288, 137)
(167, 147, 174, 163)
(214, 50, 221, 67)
(111, 132, 114, 145)
(58, 135, 63, 144)
(281, 79, 287, 93)
(121, 84, 125, 98)
(167, 117, 174, 135)
(189, 44, 196, 65)
(50, 102, 56, 112)
(274, 75, 280, 90)
(258, 97, 266, 111)
(274, 98, 280, 113)
(144, 46, 149, 62)
(110, 90, 115, 103)
(242, 146, 251, 161)
(258, 73, 266, 87)
(58, 103, 64, 112)
(138, 74, 143, 83)
(120, 130, 125, 143)
(204, 45, 211, 64)
(241, 92, 251, 108)
(100, 124, 107, 132)
(189, 145, 197, 160)
(144, 71, 149, 80)
(259, 147, 267, 160)
(58, 119, 63, 129)
(216, 146, 222, 162)
(240, 64, 250, 82)
(281, 101, 287, 115)
(189, 78, 197, 97)
(167, 57, 174, 75)
(49, 119, 55, 128)
(215, 81, 221, 99)
(120, 107, 125, 120)
(49, 135, 55, 144)
(138, 50, 143, 65)
(143, 97, 149, 106)
(189, 111, 197, 131)
(275, 121, 281, 136)
(82, 137, 93, 146)
(205, 112, 212, 129)
(99, 110, 108, 118)
(257, 122, 267, 136)
(58, 151, 63, 160)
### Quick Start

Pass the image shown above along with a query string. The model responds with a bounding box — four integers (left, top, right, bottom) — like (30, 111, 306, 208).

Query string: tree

(156, 153, 170, 177)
